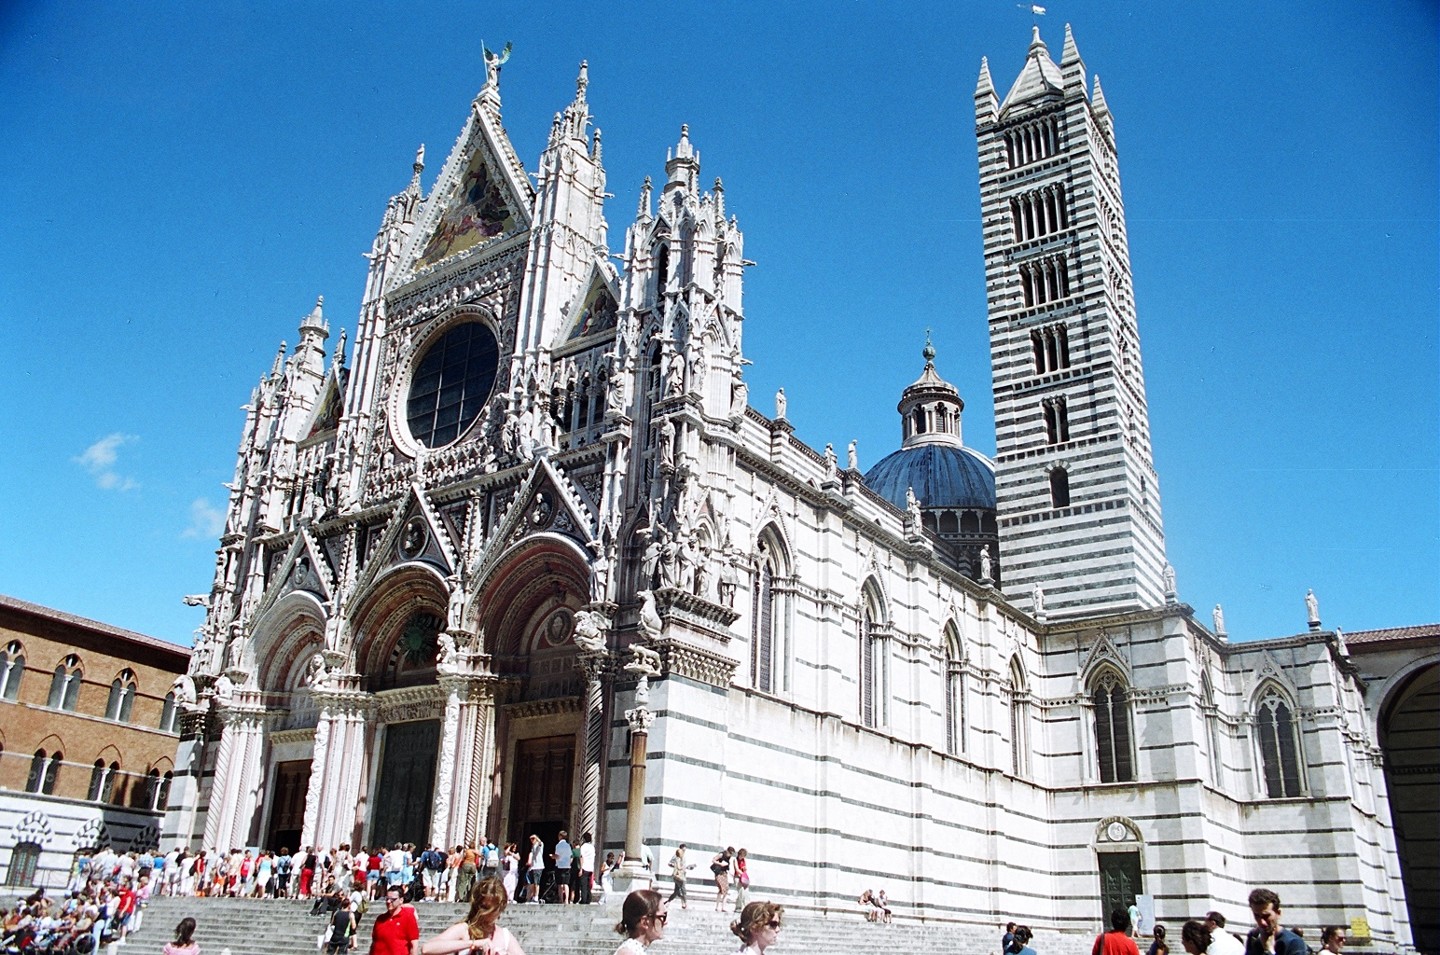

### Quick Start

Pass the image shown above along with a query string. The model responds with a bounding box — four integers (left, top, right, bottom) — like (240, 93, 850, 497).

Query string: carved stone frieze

(652, 586, 740, 637)
(504, 696, 582, 720)
(651, 638, 737, 688)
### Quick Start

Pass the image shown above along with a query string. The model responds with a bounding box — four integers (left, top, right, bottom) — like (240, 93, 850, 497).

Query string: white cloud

(74, 433, 139, 491)
(182, 497, 226, 539)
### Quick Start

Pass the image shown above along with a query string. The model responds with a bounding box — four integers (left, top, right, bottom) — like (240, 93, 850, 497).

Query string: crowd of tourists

(1002, 888, 1350, 955)
(0, 869, 156, 954)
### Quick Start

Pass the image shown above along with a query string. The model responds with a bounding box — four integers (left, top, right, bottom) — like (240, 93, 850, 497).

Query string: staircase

(129, 896, 1098, 955)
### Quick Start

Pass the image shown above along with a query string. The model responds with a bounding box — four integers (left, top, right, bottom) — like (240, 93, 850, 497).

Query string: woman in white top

(421, 878, 525, 955)
(731, 900, 783, 955)
(613, 889, 667, 955)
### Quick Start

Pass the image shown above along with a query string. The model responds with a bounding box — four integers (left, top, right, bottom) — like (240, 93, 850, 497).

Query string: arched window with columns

(859, 582, 888, 729)
(751, 527, 788, 695)
(943, 624, 966, 755)
(1090, 667, 1135, 783)
(47, 655, 82, 712)
(1256, 685, 1304, 798)
(0, 641, 25, 701)
(1009, 656, 1031, 777)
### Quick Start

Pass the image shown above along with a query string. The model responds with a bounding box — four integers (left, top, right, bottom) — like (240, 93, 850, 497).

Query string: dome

(864, 443, 996, 511)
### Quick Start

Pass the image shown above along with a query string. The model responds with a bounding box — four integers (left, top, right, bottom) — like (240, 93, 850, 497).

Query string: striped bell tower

(975, 25, 1167, 618)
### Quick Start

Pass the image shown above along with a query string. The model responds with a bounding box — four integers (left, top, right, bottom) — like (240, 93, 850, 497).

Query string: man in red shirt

(1094, 908, 1142, 955)
(369, 886, 419, 955)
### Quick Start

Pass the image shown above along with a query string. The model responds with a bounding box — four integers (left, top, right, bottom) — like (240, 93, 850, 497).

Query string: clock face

(406, 321, 499, 449)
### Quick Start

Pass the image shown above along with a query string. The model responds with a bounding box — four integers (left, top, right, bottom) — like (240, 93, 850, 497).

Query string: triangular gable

(471, 458, 597, 579)
(1247, 649, 1300, 706)
(564, 268, 620, 341)
(1076, 628, 1131, 693)
(351, 484, 459, 597)
(403, 102, 535, 277)
(302, 369, 346, 442)
(257, 528, 334, 617)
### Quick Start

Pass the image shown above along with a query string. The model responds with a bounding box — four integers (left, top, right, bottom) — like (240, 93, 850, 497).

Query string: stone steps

(128, 896, 1096, 955)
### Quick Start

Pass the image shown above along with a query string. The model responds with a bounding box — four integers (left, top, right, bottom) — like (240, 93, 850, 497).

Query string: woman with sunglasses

(420, 878, 524, 955)
(731, 900, 783, 955)
(613, 889, 667, 955)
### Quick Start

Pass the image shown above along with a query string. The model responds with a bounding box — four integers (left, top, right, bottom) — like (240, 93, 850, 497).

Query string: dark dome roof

(863, 444, 996, 511)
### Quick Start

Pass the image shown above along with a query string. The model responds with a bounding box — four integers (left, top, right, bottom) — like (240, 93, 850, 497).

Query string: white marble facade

(162, 29, 1413, 947)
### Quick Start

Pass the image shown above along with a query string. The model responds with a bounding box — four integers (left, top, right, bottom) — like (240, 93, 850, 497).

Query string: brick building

(0, 594, 189, 888)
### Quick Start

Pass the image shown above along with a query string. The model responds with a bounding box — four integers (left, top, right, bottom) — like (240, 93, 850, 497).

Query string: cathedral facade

(162, 28, 1416, 945)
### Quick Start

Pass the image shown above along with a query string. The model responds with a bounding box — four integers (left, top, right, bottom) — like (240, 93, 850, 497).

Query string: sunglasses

(767, 921, 782, 929)
(653, 912, 668, 924)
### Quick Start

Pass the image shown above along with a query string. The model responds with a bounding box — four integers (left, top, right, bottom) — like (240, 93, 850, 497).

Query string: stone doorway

(267, 759, 310, 852)
(1098, 851, 1142, 924)
(506, 735, 575, 851)
(370, 720, 440, 848)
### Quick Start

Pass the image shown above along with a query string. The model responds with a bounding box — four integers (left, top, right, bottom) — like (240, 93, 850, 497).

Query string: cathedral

(162, 26, 1419, 946)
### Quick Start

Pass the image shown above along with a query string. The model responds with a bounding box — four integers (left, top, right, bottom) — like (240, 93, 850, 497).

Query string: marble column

(304, 690, 371, 850)
(431, 673, 496, 848)
(576, 652, 610, 842)
(206, 699, 267, 851)
(614, 655, 660, 892)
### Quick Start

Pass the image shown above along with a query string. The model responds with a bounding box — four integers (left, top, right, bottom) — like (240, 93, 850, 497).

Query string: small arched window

(5, 841, 42, 887)
(101, 761, 120, 804)
(1009, 656, 1030, 777)
(1050, 468, 1070, 508)
(156, 771, 174, 811)
(0, 641, 25, 701)
(42, 751, 62, 795)
(88, 760, 106, 801)
(1257, 689, 1304, 798)
(1091, 670, 1135, 783)
(26, 750, 46, 793)
(47, 655, 82, 711)
(858, 584, 888, 730)
(159, 692, 178, 733)
(105, 669, 138, 722)
(751, 540, 779, 694)
(943, 625, 966, 755)
(1202, 674, 1223, 787)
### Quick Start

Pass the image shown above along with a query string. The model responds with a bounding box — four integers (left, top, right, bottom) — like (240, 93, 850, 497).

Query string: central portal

(371, 719, 440, 848)
(267, 759, 310, 852)
(507, 735, 575, 850)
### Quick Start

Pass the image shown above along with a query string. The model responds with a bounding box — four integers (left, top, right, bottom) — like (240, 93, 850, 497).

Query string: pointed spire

(575, 59, 589, 101)
(592, 126, 602, 163)
(1092, 74, 1111, 121)
(713, 177, 725, 221)
(1029, 24, 1047, 57)
(332, 329, 348, 371)
(1060, 23, 1086, 90)
(270, 341, 288, 378)
(409, 144, 425, 193)
(1060, 23, 1080, 66)
(975, 56, 998, 123)
(664, 124, 699, 194)
(638, 176, 653, 219)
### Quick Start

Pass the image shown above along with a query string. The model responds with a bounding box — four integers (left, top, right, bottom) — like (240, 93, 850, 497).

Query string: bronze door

(1098, 851, 1143, 924)
(370, 720, 440, 848)
(507, 735, 575, 852)
(267, 759, 311, 852)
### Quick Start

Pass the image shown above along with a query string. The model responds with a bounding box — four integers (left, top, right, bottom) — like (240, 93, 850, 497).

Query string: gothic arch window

(102, 761, 121, 803)
(87, 760, 107, 801)
(1256, 687, 1304, 798)
(5, 842, 41, 887)
(1009, 657, 1031, 777)
(156, 770, 174, 811)
(858, 584, 888, 729)
(1201, 674, 1223, 787)
(750, 529, 787, 694)
(1049, 468, 1070, 508)
(159, 692, 178, 733)
(0, 641, 25, 701)
(654, 244, 670, 298)
(47, 655, 82, 711)
(105, 669, 138, 722)
(26, 750, 46, 793)
(943, 624, 966, 755)
(1091, 668, 1135, 783)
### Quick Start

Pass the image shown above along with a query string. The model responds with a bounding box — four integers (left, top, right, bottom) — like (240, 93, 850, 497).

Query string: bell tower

(975, 25, 1167, 617)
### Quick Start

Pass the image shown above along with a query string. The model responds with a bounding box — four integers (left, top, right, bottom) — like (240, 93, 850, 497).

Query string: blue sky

(1, 2, 1435, 647)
